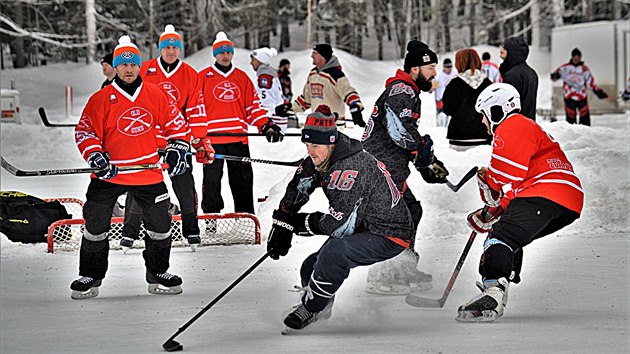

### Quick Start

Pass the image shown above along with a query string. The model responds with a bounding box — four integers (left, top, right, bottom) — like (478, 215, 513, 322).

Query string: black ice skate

(146, 271, 183, 295)
(281, 299, 334, 335)
(70, 277, 102, 300)
(187, 235, 201, 252)
(456, 278, 509, 323)
(120, 237, 135, 254)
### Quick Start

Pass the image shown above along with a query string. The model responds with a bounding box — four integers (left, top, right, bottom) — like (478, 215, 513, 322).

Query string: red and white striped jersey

(481, 61, 502, 83)
(487, 114, 583, 215)
(197, 65, 269, 144)
(140, 58, 205, 140)
(75, 81, 188, 185)
(552, 61, 602, 101)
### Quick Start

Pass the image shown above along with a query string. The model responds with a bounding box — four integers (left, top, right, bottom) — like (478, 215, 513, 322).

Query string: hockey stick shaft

(214, 154, 304, 166)
(445, 166, 479, 192)
(163, 252, 270, 350)
(1, 156, 167, 177)
(39, 107, 78, 127)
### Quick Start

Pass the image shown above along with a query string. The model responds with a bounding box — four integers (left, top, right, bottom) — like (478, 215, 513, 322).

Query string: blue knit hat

(112, 35, 142, 67)
(301, 105, 338, 145)
(159, 24, 183, 52)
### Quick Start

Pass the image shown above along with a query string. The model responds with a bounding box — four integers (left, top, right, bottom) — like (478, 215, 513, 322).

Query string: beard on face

(414, 74, 433, 92)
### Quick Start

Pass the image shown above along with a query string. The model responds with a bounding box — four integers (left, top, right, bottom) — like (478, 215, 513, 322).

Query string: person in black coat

(499, 37, 538, 120)
(443, 48, 493, 151)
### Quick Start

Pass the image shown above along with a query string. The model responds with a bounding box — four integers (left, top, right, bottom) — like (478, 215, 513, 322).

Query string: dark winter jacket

(362, 69, 423, 189)
(279, 133, 414, 244)
(499, 37, 539, 120)
(443, 70, 493, 147)
(277, 68, 292, 103)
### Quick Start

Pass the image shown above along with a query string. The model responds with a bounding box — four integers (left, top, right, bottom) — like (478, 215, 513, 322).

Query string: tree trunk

(552, 0, 564, 27)
(195, 0, 209, 51)
(14, 2, 26, 68)
(530, 0, 540, 49)
(85, 0, 96, 63)
(441, 0, 451, 52)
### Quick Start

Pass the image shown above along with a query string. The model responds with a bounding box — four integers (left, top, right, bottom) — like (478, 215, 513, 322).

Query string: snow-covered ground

(1, 46, 628, 353)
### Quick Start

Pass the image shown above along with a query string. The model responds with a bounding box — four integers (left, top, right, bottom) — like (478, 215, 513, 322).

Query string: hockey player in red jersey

(121, 24, 209, 252)
(70, 35, 191, 299)
(196, 31, 283, 215)
(457, 83, 583, 322)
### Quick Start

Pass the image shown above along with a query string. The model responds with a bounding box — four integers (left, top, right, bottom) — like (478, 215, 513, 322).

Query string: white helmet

(475, 83, 521, 127)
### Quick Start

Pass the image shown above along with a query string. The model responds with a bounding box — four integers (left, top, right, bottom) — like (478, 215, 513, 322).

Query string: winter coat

(443, 70, 493, 148)
(362, 69, 423, 189)
(292, 56, 363, 122)
(499, 37, 539, 120)
(279, 133, 414, 245)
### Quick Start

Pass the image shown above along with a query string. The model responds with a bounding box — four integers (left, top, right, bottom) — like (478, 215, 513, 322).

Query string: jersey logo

(310, 83, 324, 99)
(546, 158, 572, 171)
(327, 170, 358, 191)
(159, 82, 181, 106)
(389, 83, 415, 97)
(117, 106, 154, 136)
(258, 74, 273, 89)
(213, 81, 241, 102)
(492, 134, 505, 150)
(147, 67, 157, 76)
(371, 105, 379, 117)
(377, 161, 401, 208)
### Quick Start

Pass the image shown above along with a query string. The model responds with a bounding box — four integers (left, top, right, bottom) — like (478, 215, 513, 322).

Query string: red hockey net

(45, 199, 261, 253)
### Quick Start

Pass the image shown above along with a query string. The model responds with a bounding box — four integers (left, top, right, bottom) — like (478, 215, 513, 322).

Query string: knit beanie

(113, 35, 142, 68)
(279, 58, 290, 67)
(443, 58, 453, 68)
(251, 47, 278, 65)
(213, 31, 234, 57)
(313, 44, 333, 62)
(100, 53, 113, 66)
(404, 40, 437, 72)
(302, 105, 338, 145)
(571, 47, 581, 57)
(159, 24, 183, 51)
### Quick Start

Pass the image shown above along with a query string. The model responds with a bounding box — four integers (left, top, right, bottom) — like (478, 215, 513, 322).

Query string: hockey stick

(405, 229, 479, 308)
(38, 107, 78, 127)
(1, 156, 167, 177)
(162, 251, 270, 352)
(206, 132, 302, 137)
(214, 154, 304, 167)
(445, 166, 479, 192)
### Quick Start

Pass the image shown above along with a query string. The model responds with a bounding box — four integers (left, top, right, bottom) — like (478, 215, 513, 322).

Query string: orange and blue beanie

(159, 24, 183, 51)
(213, 31, 234, 57)
(302, 105, 338, 145)
(113, 35, 142, 67)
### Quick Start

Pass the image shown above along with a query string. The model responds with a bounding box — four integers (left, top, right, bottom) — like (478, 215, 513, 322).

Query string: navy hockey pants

(300, 232, 406, 312)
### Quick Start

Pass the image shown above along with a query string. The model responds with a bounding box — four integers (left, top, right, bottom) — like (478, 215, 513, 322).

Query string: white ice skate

(456, 278, 509, 323)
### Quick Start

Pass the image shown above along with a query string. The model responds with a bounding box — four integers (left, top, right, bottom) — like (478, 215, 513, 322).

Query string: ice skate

(187, 235, 201, 252)
(456, 278, 509, 323)
(281, 301, 333, 335)
(70, 277, 102, 300)
(146, 271, 183, 295)
(407, 269, 433, 292)
(119, 237, 134, 254)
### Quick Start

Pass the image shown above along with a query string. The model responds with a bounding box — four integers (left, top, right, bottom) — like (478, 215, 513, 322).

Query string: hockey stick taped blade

(405, 294, 444, 308)
(162, 339, 183, 352)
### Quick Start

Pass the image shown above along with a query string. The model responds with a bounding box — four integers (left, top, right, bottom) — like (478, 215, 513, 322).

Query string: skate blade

(71, 287, 99, 300)
(456, 310, 498, 323)
(190, 244, 197, 252)
(122, 246, 131, 254)
(281, 326, 296, 335)
(365, 283, 412, 296)
(148, 284, 182, 295)
(409, 281, 433, 292)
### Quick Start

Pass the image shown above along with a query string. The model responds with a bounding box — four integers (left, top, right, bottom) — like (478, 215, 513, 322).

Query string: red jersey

(487, 114, 583, 215)
(75, 81, 188, 185)
(140, 58, 206, 141)
(196, 65, 269, 145)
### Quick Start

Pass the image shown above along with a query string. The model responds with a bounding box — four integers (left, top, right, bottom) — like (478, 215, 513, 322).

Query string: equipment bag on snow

(0, 191, 72, 243)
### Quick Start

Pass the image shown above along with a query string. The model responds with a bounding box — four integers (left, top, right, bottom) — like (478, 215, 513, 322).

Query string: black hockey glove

(349, 102, 366, 127)
(419, 159, 449, 184)
(593, 88, 608, 99)
(550, 72, 561, 81)
(87, 151, 118, 180)
(165, 139, 191, 177)
(413, 135, 436, 170)
(293, 212, 324, 236)
(274, 104, 290, 117)
(623, 90, 630, 102)
(262, 120, 284, 143)
(267, 209, 294, 260)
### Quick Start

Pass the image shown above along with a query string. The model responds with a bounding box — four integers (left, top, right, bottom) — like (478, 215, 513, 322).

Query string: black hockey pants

(79, 179, 172, 280)
(564, 98, 590, 126)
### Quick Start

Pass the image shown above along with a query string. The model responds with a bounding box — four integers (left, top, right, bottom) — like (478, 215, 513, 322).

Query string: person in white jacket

(250, 47, 288, 131)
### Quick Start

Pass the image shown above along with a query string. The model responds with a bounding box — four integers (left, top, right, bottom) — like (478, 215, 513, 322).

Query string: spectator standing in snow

(499, 37, 538, 120)
(278, 58, 293, 104)
(550, 48, 609, 126)
(250, 47, 289, 132)
(481, 52, 502, 83)
(100, 53, 115, 89)
(434, 58, 458, 126)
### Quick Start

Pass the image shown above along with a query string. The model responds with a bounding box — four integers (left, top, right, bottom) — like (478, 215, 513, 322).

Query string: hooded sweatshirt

(499, 37, 538, 120)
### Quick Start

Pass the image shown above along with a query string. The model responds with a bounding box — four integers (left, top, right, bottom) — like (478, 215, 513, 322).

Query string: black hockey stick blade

(162, 339, 183, 352)
(406, 229, 479, 308)
(445, 166, 479, 192)
(1, 156, 167, 177)
(214, 154, 304, 167)
(38, 107, 78, 127)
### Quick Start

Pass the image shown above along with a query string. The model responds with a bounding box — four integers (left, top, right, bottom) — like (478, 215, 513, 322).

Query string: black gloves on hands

(267, 209, 294, 260)
(550, 72, 561, 81)
(293, 212, 324, 236)
(165, 139, 191, 177)
(593, 88, 608, 99)
(414, 135, 436, 170)
(274, 104, 290, 117)
(623, 90, 630, 101)
(419, 159, 449, 184)
(87, 151, 118, 180)
(349, 103, 366, 127)
(262, 120, 284, 143)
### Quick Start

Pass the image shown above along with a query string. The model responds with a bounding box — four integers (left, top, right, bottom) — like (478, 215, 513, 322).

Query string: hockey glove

(274, 104, 290, 117)
(622, 90, 630, 102)
(419, 159, 449, 184)
(467, 206, 503, 233)
(262, 120, 284, 143)
(87, 151, 118, 180)
(191, 137, 215, 164)
(413, 135, 436, 170)
(593, 88, 608, 99)
(267, 209, 294, 260)
(165, 139, 191, 177)
(293, 212, 324, 236)
(550, 71, 561, 81)
(477, 167, 502, 207)
(349, 102, 366, 127)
